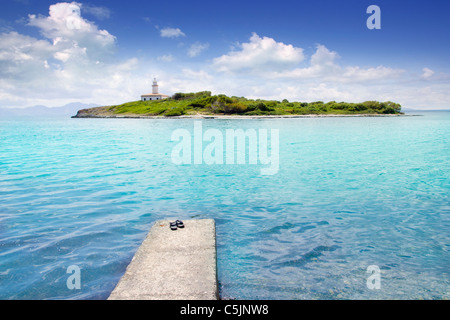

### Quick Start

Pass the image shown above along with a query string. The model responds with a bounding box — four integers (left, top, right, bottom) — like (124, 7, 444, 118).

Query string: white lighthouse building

(141, 78, 170, 101)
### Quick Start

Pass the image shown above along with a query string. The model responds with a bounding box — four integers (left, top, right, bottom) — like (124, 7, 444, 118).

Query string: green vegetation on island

(75, 91, 402, 118)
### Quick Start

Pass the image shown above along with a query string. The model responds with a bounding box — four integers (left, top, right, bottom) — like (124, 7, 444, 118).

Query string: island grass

(104, 91, 402, 117)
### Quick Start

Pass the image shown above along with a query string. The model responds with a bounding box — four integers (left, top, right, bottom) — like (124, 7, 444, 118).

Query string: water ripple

(1, 115, 449, 299)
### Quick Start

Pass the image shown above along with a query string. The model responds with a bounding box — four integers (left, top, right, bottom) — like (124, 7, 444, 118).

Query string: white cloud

(213, 33, 305, 73)
(341, 65, 404, 82)
(421, 67, 434, 80)
(34, 2, 114, 62)
(310, 44, 338, 66)
(0, 31, 54, 80)
(188, 42, 209, 57)
(160, 27, 186, 38)
(260, 44, 404, 84)
(35, 4, 112, 37)
(0, 2, 139, 107)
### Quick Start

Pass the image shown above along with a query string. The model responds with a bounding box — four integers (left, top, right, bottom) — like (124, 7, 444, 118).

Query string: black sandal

(176, 220, 185, 228)
(170, 222, 177, 231)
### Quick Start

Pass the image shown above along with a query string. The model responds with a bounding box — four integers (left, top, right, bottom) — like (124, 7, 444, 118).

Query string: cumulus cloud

(211, 34, 404, 88)
(211, 34, 407, 89)
(213, 33, 305, 73)
(0, 2, 140, 107)
(0, 32, 53, 81)
(27, 2, 115, 60)
(160, 27, 186, 38)
(234, 43, 403, 86)
(310, 44, 339, 67)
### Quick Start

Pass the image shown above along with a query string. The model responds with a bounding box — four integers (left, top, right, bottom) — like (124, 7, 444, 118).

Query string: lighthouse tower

(141, 78, 170, 101)
(152, 78, 159, 94)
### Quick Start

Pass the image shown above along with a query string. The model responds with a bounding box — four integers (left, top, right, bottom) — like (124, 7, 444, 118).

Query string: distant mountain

(0, 102, 100, 119)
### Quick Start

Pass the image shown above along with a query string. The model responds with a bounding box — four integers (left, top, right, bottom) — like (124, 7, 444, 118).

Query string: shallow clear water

(0, 112, 449, 299)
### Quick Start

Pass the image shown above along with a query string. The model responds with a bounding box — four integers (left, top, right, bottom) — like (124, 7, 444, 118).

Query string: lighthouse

(141, 78, 170, 101)
(152, 78, 159, 94)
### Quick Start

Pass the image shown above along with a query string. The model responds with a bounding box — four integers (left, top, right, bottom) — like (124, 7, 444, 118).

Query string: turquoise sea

(0, 112, 449, 300)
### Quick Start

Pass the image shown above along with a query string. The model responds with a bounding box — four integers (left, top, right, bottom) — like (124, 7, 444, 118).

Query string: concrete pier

(108, 219, 218, 300)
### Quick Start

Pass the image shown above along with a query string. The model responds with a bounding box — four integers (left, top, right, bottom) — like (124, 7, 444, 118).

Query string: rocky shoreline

(72, 108, 409, 120)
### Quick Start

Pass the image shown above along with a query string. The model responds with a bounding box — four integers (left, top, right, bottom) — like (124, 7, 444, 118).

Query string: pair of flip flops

(170, 220, 184, 231)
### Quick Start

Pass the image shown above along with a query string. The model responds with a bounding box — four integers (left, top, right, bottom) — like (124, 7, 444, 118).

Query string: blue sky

(0, 0, 449, 109)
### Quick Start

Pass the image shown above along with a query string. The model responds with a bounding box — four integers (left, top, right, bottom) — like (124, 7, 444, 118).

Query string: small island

(73, 91, 403, 119)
